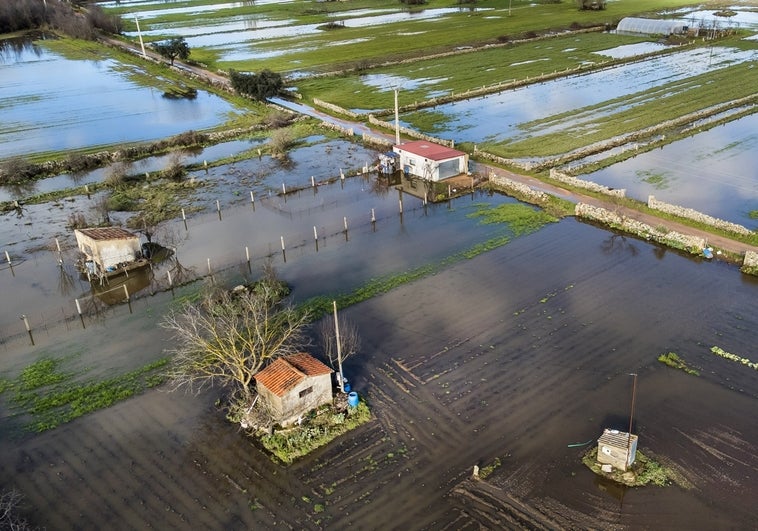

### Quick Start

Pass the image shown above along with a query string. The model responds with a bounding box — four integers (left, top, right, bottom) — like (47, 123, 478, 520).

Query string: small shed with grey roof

(254, 353, 333, 426)
(597, 428, 638, 471)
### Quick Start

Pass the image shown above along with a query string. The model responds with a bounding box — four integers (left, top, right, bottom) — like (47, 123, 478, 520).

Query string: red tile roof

(254, 353, 332, 397)
(76, 227, 138, 241)
(394, 140, 465, 161)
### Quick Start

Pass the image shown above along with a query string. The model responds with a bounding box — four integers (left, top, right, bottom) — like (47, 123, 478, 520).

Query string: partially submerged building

(74, 227, 144, 278)
(597, 428, 638, 471)
(254, 353, 334, 426)
(393, 140, 468, 182)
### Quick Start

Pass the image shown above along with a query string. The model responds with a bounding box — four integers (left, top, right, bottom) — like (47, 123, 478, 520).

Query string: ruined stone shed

(597, 428, 638, 471)
(254, 353, 333, 426)
(74, 227, 141, 273)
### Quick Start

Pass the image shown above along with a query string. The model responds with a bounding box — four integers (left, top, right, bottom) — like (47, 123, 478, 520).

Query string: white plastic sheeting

(616, 17, 687, 36)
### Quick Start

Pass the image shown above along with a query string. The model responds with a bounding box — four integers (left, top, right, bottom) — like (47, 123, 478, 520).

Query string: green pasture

(473, 59, 758, 158)
(296, 31, 651, 110)
(109, 0, 710, 73)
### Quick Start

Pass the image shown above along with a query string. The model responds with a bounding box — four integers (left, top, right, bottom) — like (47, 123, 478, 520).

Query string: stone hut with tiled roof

(254, 353, 333, 426)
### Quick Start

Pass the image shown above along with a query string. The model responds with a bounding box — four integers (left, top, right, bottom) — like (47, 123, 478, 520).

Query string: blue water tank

(347, 391, 359, 408)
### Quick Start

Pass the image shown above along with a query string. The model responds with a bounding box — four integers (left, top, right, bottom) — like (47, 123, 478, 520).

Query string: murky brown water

(2, 208, 757, 528)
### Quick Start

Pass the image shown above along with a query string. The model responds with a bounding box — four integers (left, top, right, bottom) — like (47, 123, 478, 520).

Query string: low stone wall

(488, 173, 549, 204)
(575, 203, 705, 254)
(648, 196, 753, 236)
(366, 115, 454, 147)
(743, 250, 758, 271)
(313, 99, 361, 119)
(361, 133, 393, 149)
(472, 149, 534, 172)
(549, 169, 626, 197)
(318, 121, 354, 137)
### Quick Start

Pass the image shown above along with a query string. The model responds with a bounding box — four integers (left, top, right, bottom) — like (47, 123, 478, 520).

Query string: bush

(0, 156, 36, 184)
(230, 69, 284, 101)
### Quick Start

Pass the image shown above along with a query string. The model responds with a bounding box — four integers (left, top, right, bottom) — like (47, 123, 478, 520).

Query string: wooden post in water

(216, 200, 222, 221)
(5, 250, 14, 276)
(371, 208, 376, 232)
(167, 270, 174, 297)
(250, 191, 255, 211)
(245, 246, 251, 272)
(311, 176, 316, 194)
(207, 258, 212, 276)
(123, 285, 132, 314)
(280, 236, 286, 263)
(55, 238, 63, 265)
(343, 216, 348, 241)
(181, 208, 187, 231)
(313, 226, 319, 252)
(75, 298, 85, 329)
(85, 185, 90, 199)
(21, 314, 34, 345)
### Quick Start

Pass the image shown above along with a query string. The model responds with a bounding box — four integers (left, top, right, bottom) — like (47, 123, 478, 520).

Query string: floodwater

(580, 113, 758, 229)
(0, 137, 498, 333)
(0, 139, 261, 203)
(124, 7, 478, 47)
(2, 207, 758, 528)
(398, 45, 756, 146)
(0, 39, 239, 159)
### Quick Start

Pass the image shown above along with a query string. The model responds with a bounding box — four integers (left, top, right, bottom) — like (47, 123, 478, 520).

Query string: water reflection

(0, 36, 43, 63)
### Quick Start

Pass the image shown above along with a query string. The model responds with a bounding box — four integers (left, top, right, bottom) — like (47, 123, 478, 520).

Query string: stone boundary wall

(550, 169, 626, 197)
(318, 121, 354, 137)
(367, 115, 454, 147)
(575, 203, 706, 254)
(744, 250, 758, 269)
(648, 195, 753, 236)
(361, 133, 393, 149)
(472, 149, 533, 172)
(313, 99, 361, 119)
(488, 173, 549, 204)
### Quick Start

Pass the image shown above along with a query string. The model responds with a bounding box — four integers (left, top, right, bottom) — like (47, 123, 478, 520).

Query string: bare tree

(0, 488, 30, 530)
(160, 277, 311, 406)
(317, 312, 361, 371)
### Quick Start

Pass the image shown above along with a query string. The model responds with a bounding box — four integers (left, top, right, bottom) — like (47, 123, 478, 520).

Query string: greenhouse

(616, 17, 688, 36)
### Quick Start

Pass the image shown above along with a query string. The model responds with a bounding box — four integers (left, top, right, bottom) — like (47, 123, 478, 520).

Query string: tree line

(0, 0, 121, 39)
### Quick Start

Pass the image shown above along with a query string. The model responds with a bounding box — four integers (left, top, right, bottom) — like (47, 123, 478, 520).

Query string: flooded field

(580, 113, 758, 229)
(399, 45, 756, 152)
(0, 38, 239, 159)
(2, 214, 758, 529)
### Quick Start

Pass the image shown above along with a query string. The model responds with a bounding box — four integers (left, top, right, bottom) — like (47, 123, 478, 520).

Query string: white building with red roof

(393, 140, 468, 182)
(254, 353, 333, 425)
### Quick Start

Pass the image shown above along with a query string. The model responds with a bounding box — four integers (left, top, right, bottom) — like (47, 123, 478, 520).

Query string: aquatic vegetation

(0, 356, 168, 432)
(260, 401, 371, 464)
(710, 346, 758, 371)
(467, 203, 558, 236)
(657, 352, 699, 376)
(583, 447, 674, 487)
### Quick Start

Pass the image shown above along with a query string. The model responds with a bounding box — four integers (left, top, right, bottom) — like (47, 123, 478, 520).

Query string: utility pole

(333, 300, 344, 393)
(394, 88, 400, 145)
(135, 16, 147, 58)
